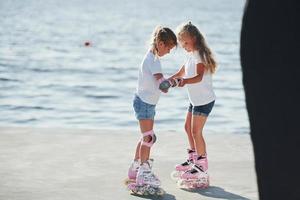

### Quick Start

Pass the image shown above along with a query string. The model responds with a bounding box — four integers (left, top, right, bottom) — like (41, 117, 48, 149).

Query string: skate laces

(144, 170, 158, 180)
(147, 158, 154, 169)
(138, 169, 160, 185)
(138, 161, 160, 184)
(138, 161, 152, 176)
(140, 159, 154, 169)
(132, 160, 140, 169)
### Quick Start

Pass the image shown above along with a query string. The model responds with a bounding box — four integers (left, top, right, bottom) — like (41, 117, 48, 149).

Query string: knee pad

(140, 130, 156, 147)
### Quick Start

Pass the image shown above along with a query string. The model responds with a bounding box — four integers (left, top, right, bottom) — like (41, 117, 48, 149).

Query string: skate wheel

(177, 179, 194, 189)
(148, 187, 156, 195)
(139, 185, 148, 195)
(170, 171, 181, 180)
(124, 178, 135, 186)
(131, 188, 138, 194)
(129, 187, 139, 194)
(177, 179, 186, 188)
(127, 183, 134, 189)
(156, 188, 165, 196)
(198, 176, 209, 188)
(196, 182, 209, 189)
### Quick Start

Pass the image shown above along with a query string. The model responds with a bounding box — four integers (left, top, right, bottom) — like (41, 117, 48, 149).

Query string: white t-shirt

(136, 50, 162, 105)
(184, 51, 216, 106)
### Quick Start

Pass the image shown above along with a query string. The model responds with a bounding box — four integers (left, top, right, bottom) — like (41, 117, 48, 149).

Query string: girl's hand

(168, 78, 177, 87)
(177, 78, 186, 87)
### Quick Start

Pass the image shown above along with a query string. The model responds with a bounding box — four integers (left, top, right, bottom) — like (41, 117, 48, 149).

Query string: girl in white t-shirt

(127, 26, 177, 188)
(169, 22, 217, 185)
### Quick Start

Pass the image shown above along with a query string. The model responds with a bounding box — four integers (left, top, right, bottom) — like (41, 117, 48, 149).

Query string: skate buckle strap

(192, 164, 205, 173)
(181, 159, 192, 167)
(187, 148, 196, 154)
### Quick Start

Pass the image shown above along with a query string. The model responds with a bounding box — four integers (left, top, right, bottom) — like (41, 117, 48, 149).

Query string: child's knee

(184, 123, 191, 133)
(191, 130, 202, 138)
(140, 130, 156, 147)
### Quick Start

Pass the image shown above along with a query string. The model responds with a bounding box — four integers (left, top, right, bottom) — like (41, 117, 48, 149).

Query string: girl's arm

(178, 63, 205, 87)
(153, 73, 163, 80)
(153, 73, 168, 93)
(168, 65, 185, 80)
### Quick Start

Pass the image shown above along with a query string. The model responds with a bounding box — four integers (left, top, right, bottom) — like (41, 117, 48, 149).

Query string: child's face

(157, 41, 175, 57)
(179, 33, 195, 52)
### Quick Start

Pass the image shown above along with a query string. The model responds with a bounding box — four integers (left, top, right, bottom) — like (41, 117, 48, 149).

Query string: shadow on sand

(130, 192, 176, 200)
(181, 185, 250, 200)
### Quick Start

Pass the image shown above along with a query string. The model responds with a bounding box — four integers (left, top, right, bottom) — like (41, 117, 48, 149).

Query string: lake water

(0, 0, 249, 134)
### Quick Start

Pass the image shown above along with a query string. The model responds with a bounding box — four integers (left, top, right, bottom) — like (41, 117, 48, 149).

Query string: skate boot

(127, 160, 165, 196)
(178, 155, 209, 189)
(127, 160, 140, 180)
(125, 159, 154, 185)
(193, 154, 208, 172)
(136, 161, 160, 186)
(171, 149, 196, 180)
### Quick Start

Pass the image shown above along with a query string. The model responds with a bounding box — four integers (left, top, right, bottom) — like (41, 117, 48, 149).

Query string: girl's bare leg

(184, 111, 195, 150)
(138, 119, 154, 163)
(191, 115, 207, 156)
(134, 141, 141, 161)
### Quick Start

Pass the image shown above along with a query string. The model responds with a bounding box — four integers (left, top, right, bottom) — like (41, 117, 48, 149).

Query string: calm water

(0, 0, 248, 134)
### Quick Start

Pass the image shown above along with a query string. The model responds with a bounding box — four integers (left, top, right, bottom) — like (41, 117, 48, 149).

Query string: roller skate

(170, 149, 196, 180)
(124, 160, 140, 185)
(177, 155, 209, 189)
(127, 160, 165, 196)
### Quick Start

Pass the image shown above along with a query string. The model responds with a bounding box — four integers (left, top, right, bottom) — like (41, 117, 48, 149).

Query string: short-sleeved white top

(136, 50, 162, 105)
(184, 51, 216, 106)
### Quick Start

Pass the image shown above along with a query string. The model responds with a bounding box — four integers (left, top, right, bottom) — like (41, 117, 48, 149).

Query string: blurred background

(0, 0, 248, 134)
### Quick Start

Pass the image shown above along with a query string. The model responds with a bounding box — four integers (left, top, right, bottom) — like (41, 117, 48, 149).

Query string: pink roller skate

(127, 160, 165, 196)
(170, 149, 196, 180)
(193, 154, 208, 172)
(178, 155, 209, 189)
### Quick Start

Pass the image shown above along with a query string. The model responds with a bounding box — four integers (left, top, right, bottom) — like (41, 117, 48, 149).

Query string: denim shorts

(133, 95, 156, 120)
(188, 100, 215, 117)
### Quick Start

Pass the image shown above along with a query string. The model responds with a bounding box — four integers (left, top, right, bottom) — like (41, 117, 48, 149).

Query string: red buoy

(84, 41, 91, 46)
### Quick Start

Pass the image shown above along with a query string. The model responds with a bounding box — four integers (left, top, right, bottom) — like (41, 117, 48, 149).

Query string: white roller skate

(127, 160, 165, 196)
(170, 149, 196, 180)
(177, 155, 209, 189)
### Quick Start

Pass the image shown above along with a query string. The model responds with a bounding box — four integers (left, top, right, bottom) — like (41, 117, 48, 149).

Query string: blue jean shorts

(188, 100, 215, 117)
(133, 95, 156, 120)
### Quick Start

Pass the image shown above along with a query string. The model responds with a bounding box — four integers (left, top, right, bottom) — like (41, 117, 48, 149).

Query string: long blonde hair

(150, 26, 177, 56)
(177, 22, 217, 73)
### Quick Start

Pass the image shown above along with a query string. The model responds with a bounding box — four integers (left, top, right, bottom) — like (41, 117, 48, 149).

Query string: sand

(0, 127, 258, 200)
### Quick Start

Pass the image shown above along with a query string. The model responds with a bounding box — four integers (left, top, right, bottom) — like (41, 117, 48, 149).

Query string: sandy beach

(0, 127, 258, 200)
